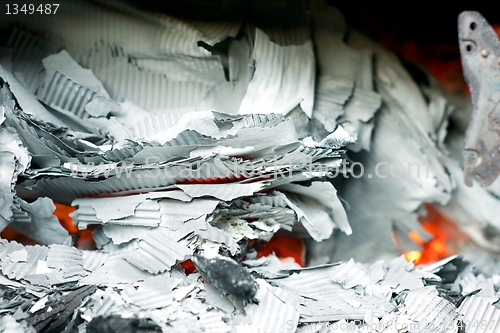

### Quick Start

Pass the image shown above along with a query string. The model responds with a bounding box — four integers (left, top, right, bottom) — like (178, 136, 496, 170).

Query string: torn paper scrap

(238, 29, 315, 117)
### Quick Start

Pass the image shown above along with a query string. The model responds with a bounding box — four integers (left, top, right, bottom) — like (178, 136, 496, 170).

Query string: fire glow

(404, 204, 470, 265)
(55, 204, 306, 268)
(0, 203, 96, 249)
(51, 200, 470, 269)
(54, 203, 96, 250)
(1, 201, 469, 268)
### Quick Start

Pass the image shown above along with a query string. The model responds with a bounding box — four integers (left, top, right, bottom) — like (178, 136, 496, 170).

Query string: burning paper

(0, 1, 500, 332)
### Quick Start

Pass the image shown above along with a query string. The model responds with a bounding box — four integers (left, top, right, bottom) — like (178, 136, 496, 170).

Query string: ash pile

(0, 1, 500, 332)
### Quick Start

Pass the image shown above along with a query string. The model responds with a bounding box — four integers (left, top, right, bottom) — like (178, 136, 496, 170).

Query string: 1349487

(5, 3, 59, 14)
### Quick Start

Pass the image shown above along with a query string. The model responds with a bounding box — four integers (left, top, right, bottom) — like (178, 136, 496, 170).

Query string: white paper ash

(8, 198, 69, 245)
(458, 295, 500, 333)
(1, 1, 500, 332)
(1, 236, 499, 333)
(332, 46, 455, 263)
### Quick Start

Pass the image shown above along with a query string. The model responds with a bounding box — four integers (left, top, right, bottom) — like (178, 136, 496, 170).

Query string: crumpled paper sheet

(332, 37, 455, 263)
(1, 2, 498, 332)
(1, 234, 492, 333)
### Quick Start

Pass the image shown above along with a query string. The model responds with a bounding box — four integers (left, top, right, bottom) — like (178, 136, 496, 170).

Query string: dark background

(135, 1, 500, 45)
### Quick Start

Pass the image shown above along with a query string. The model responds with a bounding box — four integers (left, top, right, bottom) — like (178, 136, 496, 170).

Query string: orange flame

(404, 204, 470, 265)
(494, 25, 500, 39)
(54, 203, 96, 250)
(54, 203, 77, 233)
(257, 235, 305, 267)
(0, 202, 93, 247)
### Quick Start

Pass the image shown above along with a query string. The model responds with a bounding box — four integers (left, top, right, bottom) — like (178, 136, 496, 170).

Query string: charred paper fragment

(458, 11, 500, 186)
(0, 283, 38, 320)
(192, 251, 258, 303)
(25, 285, 97, 333)
(87, 316, 162, 333)
(397, 286, 460, 333)
(437, 288, 479, 308)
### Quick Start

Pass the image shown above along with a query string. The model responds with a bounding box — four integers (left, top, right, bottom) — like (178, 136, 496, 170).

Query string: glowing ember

(494, 25, 500, 38)
(3, 201, 467, 267)
(180, 259, 196, 275)
(404, 250, 422, 263)
(0, 203, 81, 246)
(0, 227, 37, 245)
(404, 203, 470, 265)
(54, 203, 96, 250)
(257, 235, 305, 267)
(54, 203, 77, 233)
